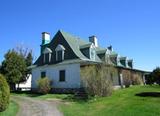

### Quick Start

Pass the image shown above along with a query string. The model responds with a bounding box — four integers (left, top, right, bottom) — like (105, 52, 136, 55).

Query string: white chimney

(42, 32, 50, 45)
(89, 35, 98, 47)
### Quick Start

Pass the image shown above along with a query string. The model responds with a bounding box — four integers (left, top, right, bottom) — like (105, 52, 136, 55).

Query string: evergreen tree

(26, 51, 33, 74)
(152, 67, 160, 85)
(1, 49, 27, 90)
(24, 51, 33, 81)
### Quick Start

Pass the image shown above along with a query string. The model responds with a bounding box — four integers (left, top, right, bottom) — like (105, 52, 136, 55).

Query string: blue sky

(0, 0, 160, 71)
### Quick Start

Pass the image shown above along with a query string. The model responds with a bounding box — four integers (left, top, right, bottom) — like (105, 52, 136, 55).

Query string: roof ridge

(59, 30, 91, 44)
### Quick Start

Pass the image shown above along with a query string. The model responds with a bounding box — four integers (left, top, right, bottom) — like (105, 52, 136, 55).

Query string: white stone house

(31, 30, 146, 93)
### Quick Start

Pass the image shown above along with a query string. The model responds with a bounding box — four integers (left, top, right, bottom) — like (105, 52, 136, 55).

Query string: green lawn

(11, 85, 160, 116)
(59, 85, 160, 116)
(0, 101, 18, 116)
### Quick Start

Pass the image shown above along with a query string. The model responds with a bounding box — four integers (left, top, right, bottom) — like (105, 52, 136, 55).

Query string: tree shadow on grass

(135, 92, 160, 97)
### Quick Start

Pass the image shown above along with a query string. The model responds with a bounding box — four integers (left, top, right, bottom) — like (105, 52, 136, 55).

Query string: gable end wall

(31, 63, 81, 89)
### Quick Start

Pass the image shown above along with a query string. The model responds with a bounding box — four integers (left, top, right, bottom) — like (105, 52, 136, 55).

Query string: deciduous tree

(152, 67, 160, 85)
(0, 47, 33, 90)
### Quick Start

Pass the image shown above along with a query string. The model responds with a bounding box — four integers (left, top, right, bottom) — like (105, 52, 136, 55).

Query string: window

(55, 44, 65, 61)
(57, 51, 63, 61)
(59, 70, 65, 82)
(43, 47, 52, 64)
(41, 72, 46, 78)
(44, 53, 49, 63)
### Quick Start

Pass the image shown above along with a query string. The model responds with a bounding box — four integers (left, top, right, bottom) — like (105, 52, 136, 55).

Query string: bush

(152, 67, 160, 85)
(131, 73, 143, 85)
(145, 67, 160, 85)
(0, 74, 10, 112)
(37, 77, 51, 94)
(81, 64, 114, 97)
(122, 70, 131, 88)
(145, 73, 154, 85)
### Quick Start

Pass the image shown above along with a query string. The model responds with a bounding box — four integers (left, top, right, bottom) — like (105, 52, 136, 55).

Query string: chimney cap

(108, 45, 113, 51)
(42, 32, 50, 35)
(89, 35, 96, 38)
(89, 35, 98, 47)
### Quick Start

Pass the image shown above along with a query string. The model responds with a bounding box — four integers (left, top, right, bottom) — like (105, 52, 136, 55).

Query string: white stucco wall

(31, 63, 81, 89)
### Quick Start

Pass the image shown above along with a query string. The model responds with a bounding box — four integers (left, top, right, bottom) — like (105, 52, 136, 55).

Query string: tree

(145, 73, 154, 85)
(0, 49, 27, 90)
(122, 70, 131, 88)
(152, 67, 160, 85)
(0, 74, 10, 112)
(25, 51, 33, 75)
(18, 51, 33, 83)
(145, 67, 160, 85)
(0, 46, 33, 90)
(81, 64, 115, 97)
(15, 45, 33, 81)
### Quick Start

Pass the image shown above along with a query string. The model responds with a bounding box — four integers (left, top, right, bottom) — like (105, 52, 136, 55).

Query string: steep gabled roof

(59, 30, 102, 62)
(34, 30, 133, 68)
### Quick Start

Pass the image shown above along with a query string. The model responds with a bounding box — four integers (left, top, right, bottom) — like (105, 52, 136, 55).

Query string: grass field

(59, 85, 160, 116)
(0, 101, 18, 116)
(11, 85, 160, 116)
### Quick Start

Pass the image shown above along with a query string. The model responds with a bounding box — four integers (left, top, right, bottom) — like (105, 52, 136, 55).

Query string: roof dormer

(43, 47, 52, 54)
(119, 57, 127, 67)
(127, 59, 133, 68)
(43, 47, 52, 64)
(55, 44, 65, 62)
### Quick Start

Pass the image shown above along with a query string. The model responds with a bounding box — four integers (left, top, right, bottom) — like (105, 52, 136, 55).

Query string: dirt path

(12, 96, 63, 116)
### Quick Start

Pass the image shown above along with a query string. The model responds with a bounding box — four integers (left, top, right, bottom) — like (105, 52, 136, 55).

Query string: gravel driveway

(12, 96, 63, 116)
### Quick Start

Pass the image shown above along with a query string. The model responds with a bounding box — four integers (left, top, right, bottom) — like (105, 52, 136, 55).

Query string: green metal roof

(59, 30, 102, 62)
(110, 51, 118, 55)
(33, 30, 135, 69)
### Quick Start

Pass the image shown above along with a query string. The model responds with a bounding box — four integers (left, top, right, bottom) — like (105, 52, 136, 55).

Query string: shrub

(0, 74, 10, 112)
(131, 73, 143, 85)
(122, 70, 131, 88)
(145, 67, 160, 85)
(37, 77, 51, 94)
(81, 64, 114, 97)
(152, 67, 160, 85)
(145, 73, 154, 85)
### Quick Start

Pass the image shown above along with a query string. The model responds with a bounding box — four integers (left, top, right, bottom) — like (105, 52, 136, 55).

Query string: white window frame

(55, 44, 65, 61)
(43, 47, 52, 63)
(49, 53, 51, 63)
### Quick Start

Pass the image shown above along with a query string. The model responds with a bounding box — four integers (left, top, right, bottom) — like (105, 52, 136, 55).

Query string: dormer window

(43, 47, 52, 64)
(55, 44, 65, 61)
(127, 59, 133, 68)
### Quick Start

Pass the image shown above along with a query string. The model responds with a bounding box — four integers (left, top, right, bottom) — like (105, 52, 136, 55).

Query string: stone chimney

(41, 32, 51, 54)
(89, 35, 98, 47)
(42, 32, 50, 45)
